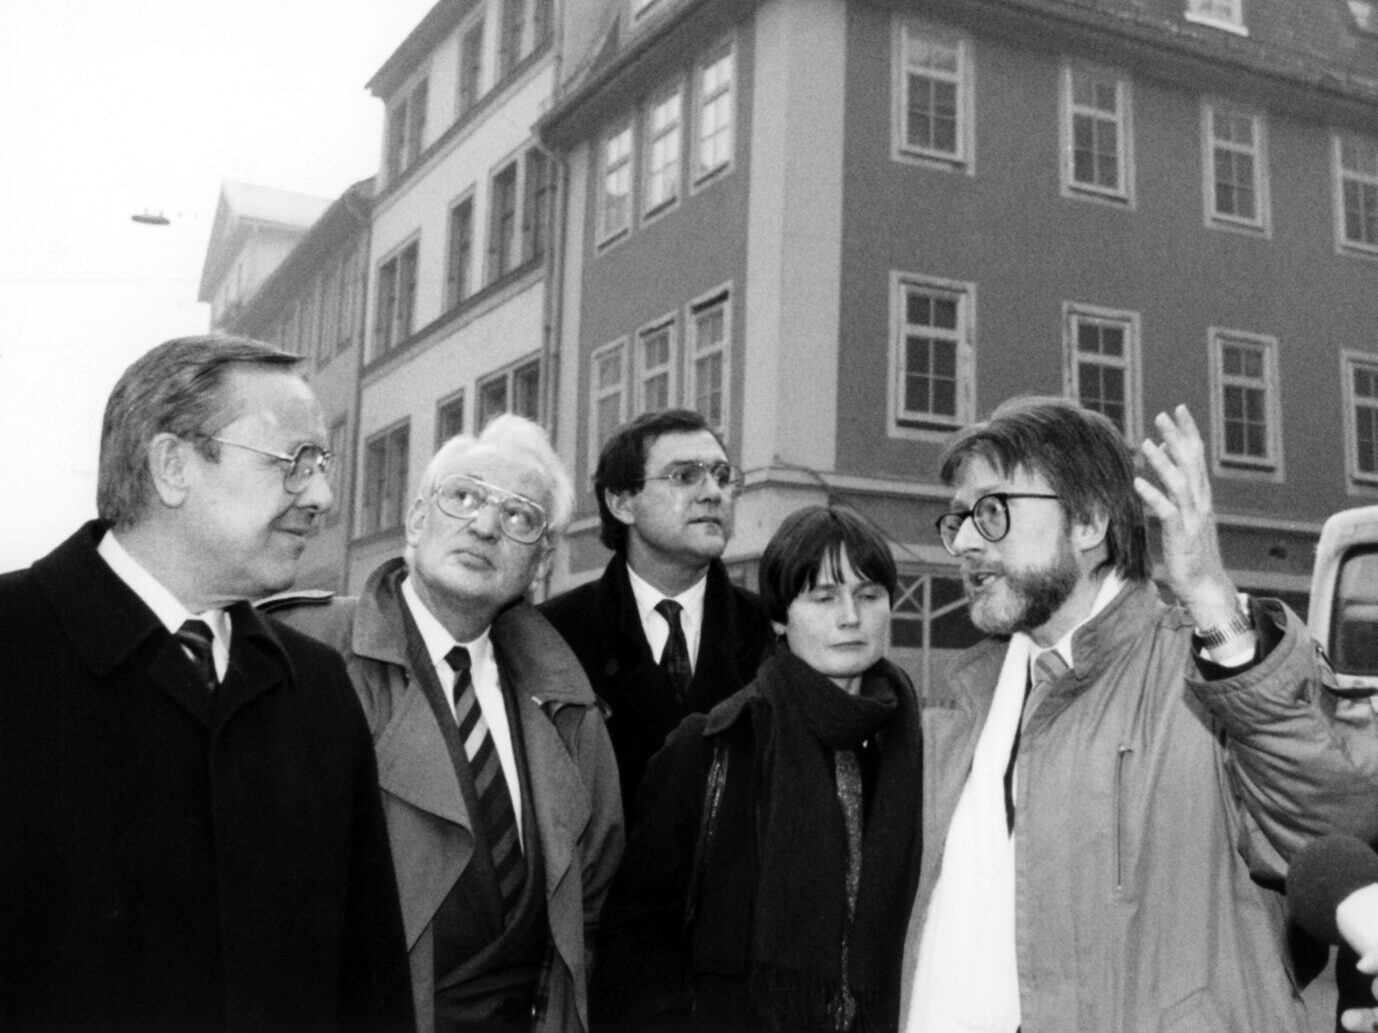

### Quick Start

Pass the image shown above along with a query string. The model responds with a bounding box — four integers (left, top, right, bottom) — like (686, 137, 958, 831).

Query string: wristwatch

(1195, 605, 1254, 649)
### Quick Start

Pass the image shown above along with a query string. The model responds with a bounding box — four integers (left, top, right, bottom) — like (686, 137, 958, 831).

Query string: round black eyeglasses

(934, 492, 1060, 554)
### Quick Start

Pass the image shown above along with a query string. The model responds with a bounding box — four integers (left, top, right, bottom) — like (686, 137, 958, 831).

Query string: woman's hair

(758, 505, 898, 624)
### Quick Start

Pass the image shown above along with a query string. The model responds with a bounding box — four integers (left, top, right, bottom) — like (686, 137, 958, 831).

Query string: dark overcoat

(0, 522, 414, 1033)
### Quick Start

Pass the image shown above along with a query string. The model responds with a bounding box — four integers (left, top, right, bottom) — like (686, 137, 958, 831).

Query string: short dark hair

(97, 335, 299, 528)
(593, 408, 727, 552)
(938, 396, 1149, 581)
(758, 505, 899, 625)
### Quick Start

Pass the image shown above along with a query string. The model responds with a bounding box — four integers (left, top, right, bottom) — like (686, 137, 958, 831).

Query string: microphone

(1289, 834, 1378, 949)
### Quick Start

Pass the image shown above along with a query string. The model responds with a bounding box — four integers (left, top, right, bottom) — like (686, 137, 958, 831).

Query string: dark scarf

(747, 648, 923, 1033)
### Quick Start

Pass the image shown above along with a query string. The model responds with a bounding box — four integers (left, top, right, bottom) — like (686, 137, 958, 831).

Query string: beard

(965, 535, 1081, 637)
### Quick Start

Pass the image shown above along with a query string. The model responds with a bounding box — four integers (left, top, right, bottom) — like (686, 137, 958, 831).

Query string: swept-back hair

(592, 408, 727, 552)
(758, 505, 898, 625)
(422, 414, 575, 538)
(938, 396, 1149, 581)
(97, 335, 298, 529)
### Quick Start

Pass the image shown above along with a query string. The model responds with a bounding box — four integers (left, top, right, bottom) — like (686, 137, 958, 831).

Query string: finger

(1133, 476, 1175, 523)
(1341, 1008, 1378, 1032)
(1359, 949, 1378, 975)
(1139, 440, 1192, 509)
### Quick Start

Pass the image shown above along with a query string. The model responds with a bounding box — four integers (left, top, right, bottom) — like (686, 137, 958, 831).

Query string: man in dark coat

(0, 335, 413, 1033)
(540, 409, 773, 823)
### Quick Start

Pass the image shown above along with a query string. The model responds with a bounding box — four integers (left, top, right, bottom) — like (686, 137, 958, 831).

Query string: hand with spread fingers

(1133, 404, 1245, 637)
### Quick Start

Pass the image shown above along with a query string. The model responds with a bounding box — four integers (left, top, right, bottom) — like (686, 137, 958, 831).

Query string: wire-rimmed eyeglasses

(638, 460, 742, 493)
(934, 492, 1060, 555)
(208, 437, 333, 495)
(432, 474, 548, 545)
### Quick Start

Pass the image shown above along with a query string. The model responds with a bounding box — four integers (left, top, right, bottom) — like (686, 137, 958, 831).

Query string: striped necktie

(655, 599, 693, 702)
(176, 619, 218, 693)
(446, 645, 525, 916)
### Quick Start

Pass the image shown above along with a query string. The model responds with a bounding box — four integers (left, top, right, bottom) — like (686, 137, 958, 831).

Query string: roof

(197, 180, 333, 303)
(366, 0, 474, 100)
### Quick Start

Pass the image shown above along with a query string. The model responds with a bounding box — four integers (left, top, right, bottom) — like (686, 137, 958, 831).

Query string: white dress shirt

(626, 563, 708, 672)
(400, 576, 523, 846)
(97, 529, 230, 680)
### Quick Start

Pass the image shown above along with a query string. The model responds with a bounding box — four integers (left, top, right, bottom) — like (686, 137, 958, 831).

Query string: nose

(838, 592, 861, 626)
(949, 513, 985, 554)
(296, 468, 334, 514)
(466, 498, 502, 538)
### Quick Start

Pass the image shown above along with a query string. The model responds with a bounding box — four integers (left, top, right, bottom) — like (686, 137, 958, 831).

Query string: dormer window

(1185, 0, 1247, 35)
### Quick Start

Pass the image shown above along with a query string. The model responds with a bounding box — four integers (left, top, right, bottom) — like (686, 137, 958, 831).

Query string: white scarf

(905, 633, 1032, 1033)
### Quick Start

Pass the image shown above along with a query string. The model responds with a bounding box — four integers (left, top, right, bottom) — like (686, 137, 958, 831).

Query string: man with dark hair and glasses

(267, 414, 622, 1033)
(540, 408, 773, 826)
(0, 335, 413, 1031)
(899, 395, 1378, 1033)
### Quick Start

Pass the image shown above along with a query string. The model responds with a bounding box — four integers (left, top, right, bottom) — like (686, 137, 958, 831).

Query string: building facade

(540, 0, 1378, 691)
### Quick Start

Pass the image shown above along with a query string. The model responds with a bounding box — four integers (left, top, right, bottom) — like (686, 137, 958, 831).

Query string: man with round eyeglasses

(540, 408, 773, 830)
(899, 396, 1378, 1033)
(0, 335, 413, 1032)
(266, 415, 622, 1033)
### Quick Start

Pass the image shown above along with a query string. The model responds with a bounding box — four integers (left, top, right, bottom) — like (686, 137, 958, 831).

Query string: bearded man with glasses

(267, 414, 622, 1033)
(540, 408, 773, 831)
(899, 396, 1378, 1033)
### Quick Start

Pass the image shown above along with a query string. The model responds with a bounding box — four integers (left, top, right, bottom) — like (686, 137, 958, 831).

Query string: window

(488, 161, 519, 282)
(522, 149, 552, 264)
(694, 42, 734, 185)
(1063, 304, 1140, 440)
(589, 340, 628, 468)
(1336, 133, 1378, 256)
(1209, 329, 1282, 477)
(598, 121, 634, 245)
(478, 357, 541, 429)
(889, 274, 975, 437)
(1344, 352, 1378, 487)
(319, 266, 340, 366)
(1185, 0, 1246, 33)
(644, 86, 683, 217)
(1203, 101, 1269, 233)
(337, 244, 362, 354)
(445, 196, 474, 310)
(688, 288, 730, 436)
(458, 18, 485, 117)
(361, 422, 410, 536)
(373, 240, 419, 358)
(325, 419, 349, 526)
(636, 317, 676, 413)
(385, 78, 428, 184)
(499, 0, 526, 79)
(894, 20, 972, 169)
(436, 391, 466, 447)
(1061, 65, 1134, 205)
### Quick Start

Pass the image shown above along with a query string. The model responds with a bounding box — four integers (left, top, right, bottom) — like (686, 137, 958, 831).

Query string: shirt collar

(626, 561, 709, 631)
(400, 573, 493, 669)
(1026, 570, 1125, 673)
(97, 527, 231, 650)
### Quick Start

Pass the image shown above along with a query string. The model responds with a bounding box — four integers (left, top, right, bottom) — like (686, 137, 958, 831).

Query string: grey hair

(97, 335, 299, 528)
(419, 414, 575, 538)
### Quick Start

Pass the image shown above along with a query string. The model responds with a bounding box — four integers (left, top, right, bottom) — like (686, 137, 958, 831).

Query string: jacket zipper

(1115, 744, 1134, 891)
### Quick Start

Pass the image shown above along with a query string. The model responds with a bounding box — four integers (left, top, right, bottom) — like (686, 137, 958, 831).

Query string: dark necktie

(1004, 649, 1069, 833)
(655, 599, 693, 702)
(446, 645, 525, 916)
(176, 619, 218, 693)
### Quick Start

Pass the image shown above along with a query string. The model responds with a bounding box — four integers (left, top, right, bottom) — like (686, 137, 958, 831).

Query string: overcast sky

(0, 0, 436, 571)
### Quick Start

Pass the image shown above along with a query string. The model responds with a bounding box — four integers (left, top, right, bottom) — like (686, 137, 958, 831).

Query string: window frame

(1342, 349, 1378, 493)
(372, 237, 419, 361)
(359, 420, 410, 538)
(385, 76, 429, 185)
(888, 271, 977, 441)
(596, 118, 635, 249)
(435, 390, 467, 448)
(692, 38, 736, 190)
(445, 191, 476, 312)
(891, 17, 975, 172)
(487, 158, 521, 284)
(643, 81, 685, 222)
(1201, 99, 1271, 236)
(324, 417, 350, 527)
(1059, 62, 1135, 207)
(1207, 328, 1284, 481)
(588, 338, 629, 477)
(686, 284, 732, 439)
(457, 15, 485, 118)
(1184, 0, 1247, 34)
(477, 353, 542, 430)
(1062, 302, 1142, 443)
(633, 313, 678, 415)
(522, 147, 553, 265)
(1334, 131, 1378, 259)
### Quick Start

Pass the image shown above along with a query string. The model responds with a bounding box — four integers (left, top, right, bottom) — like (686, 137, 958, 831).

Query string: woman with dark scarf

(591, 505, 923, 1033)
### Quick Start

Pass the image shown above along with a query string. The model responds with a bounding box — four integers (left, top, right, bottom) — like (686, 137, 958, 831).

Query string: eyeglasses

(934, 492, 1060, 555)
(208, 437, 333, 495)
(432, 474, 548, 545)
(639, 461, 743, 492)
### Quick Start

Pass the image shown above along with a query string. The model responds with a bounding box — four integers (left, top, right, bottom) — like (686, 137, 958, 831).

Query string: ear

(529, 539, 555, 589)
(147, 433, 193, 508)
(771, 620, 787, 638)
(604, 487, 638, 528)
(1070, 506, 1110, 555)
(404, 496, 429, 547)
